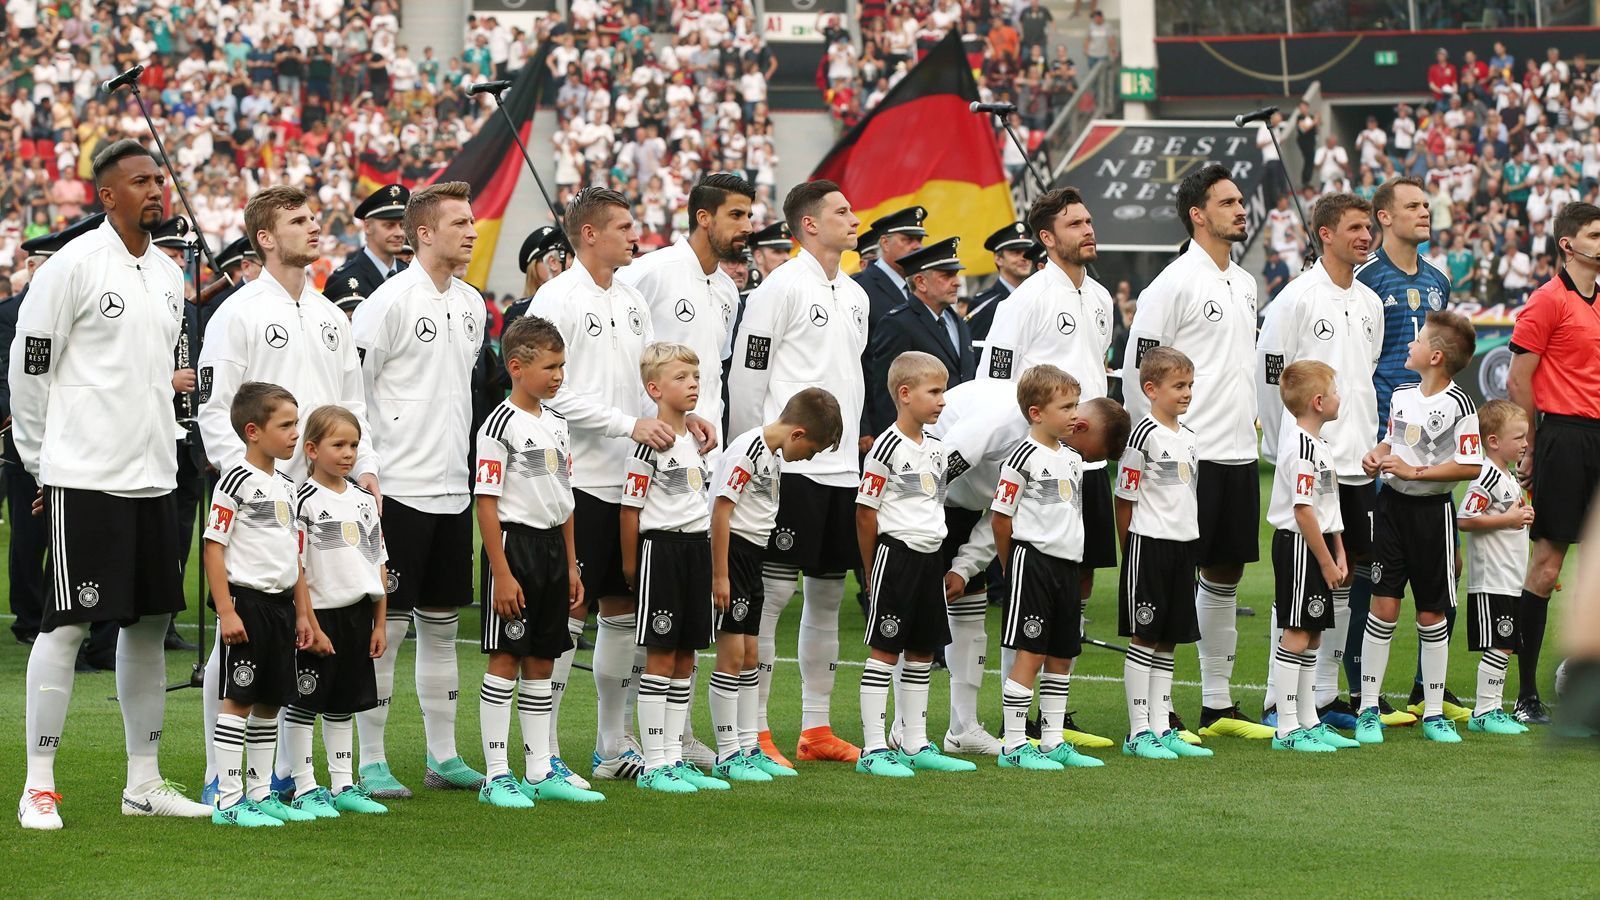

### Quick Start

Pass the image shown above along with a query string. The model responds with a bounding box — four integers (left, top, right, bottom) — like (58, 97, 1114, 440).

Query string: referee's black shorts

(1530, 413, 1600, 545)
(1195, 460, 1260, 567)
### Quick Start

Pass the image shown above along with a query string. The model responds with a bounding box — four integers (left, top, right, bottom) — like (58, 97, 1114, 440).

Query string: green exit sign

(1374, 50, 1398, 66)
(1120, 66, 1156, 102)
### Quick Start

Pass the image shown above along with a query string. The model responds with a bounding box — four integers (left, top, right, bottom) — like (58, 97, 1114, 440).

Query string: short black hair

(783, 180, 843, 236)
(688, 172, 755, 232)
(1026, 188, 1086, 240)
(1176, 163, 1234, 237)
(92, 139, 155, 187)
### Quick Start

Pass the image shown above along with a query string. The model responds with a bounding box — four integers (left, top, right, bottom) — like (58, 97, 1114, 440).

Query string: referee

(11, 140, 212, 829)
(1506, 202, 1600, 725)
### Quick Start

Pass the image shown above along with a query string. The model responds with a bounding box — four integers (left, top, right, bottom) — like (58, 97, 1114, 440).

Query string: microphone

(101, 65, 145, 94)
(1564, 242, 1600, 261)
(970, 101, 1017, 115)
(1233, 105, 1279, 128)
(468, 80, 514, 97)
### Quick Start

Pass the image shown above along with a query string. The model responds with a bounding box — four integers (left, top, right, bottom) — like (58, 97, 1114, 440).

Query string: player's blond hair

(1279, 359, 1336, 417)
(1138, 345, 1194, 390)
(1016, 364, 1080, 420)
(1424, 309, 1476, 375)
(887, 350, 947, 400)
(405, 181, 472, 249)
(1478, 398, 1527, 440)
(639, 341, 700, 385)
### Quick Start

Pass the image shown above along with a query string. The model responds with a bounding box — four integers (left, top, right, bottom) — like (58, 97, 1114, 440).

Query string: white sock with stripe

(244, 714, 278, 802)
(518, 678, 553, 782)
(1124, 645, 1154, 737)
(213, 713, 247, 809)
(709, 671, 742, 761)
(324, 713, 355, 793)
(1297, 650, 1320, 729)
(1475, 650, 1510, 716)
(1148, 651, 1175, 735)
(737, 668, 761, 752)
(479, 673, 515, 779)
(637, 675, 670, 771)
(859, 658, 894, 752)
(664, 678, 691, 765)
(1418, 620, 1450, 718)
(1001, 678, 1032, 753)
(1272, 646, 1302, 737)
(1038, 673, 1070, 751)
(284, 706, 318, 795)
(1358, 615, 1396, 710)
(1195, 575, 1239, 709)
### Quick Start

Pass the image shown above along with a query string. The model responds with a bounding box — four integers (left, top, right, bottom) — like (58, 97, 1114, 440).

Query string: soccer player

(528, 187, 716, 783)
(1356, 310, 1482, 744)
(474, 317, 605, 806)
(351, 182, 488, 795)
(622, 342, 727, 793)
(1265, 361, 1357, 752)
(1351, 175, 1452, 724)
(855, 351, 976, 777)
(12, 141, 211, 829)
(1115, 348, 1213, 760)
(976, 187, 1118, 746)
(1121, 164, 1270, 740)
(709, 388, 843, 779)
(991, 365, 1107, 771)
(205, 383, 322, 826)
(284, 406, 392, 817)
(728, 180, 870, 764)
(617, 172, 753, 767)
(1457, 400, 1534, 735)
(196, 185, 377, 802)
(1257, 193, 1384, 730)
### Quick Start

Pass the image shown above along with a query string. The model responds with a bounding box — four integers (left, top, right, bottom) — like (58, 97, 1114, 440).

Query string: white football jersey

(1114, 416, 1199, 542)
(206, 461, 299, 593)
(1460, 459, 1528, 596)
(621, 430, 711, 533)
(1267, 424, 1343, 534)
(295, 478, 387, 609)
(857, 425, 948, 553)
(473, 400, 574, 530)
(1380, 383, 1482, 497)
(991, 436, 1084, 562)
(711, 426, 782, 547)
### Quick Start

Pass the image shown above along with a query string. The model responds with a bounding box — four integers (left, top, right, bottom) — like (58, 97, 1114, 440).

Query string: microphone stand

(1252, 115, 1320, 267)
(982, 108, 1050, 202)
(477, 82, 565, 228)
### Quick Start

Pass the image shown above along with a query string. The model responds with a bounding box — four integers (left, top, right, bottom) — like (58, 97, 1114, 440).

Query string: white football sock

(899, 660, 932, 752)
(1264, 605, 1284, 712)
(244, 713, 278, 802)
(518, 678, 552, 782)
(356, 613, 408, 768)
(24, 623, 85, 792)
(214, 713, 247, 809)
(798, 573, 845, 731)
(413, 609, 461, 763)
(757, 564, 798, 733)
(624, 645, 647, 739)
(1038, 673, 1070, 751)
(737, 668, 761, 752)
(637, 674, 670, 770)
(681, 665, 701, 745)
(1272, 646, 1302, 737)
(859, 658, 894, 752)
(945, 594, 987, 734)
(1148, 651, 1175, 735)
(203, 636, 221, 783)
(117, 615, 169, 792)
(1124, 645, 1154, 736)
(664, 678, 691, 765)
(1418, 620, 1450, 718)
(1313, 587, 1350, 706)
(1001, 678, 1032, 752)
(592, 614, 635, 758)
(1475, 650, 1510, 715)
(284, 706, 317, 794)
(324, 713, 355, 792)
(1195, 575, 1239, 709)
(548, 617, 584, 755)
(1358, 615, 1396, 710)
(1297, 650, 1320, 728)
(709, 670, 741, 760)
(479, 673, 515, 779)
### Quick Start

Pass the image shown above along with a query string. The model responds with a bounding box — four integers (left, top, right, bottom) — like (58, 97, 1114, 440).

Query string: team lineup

(15, 137, 1596, 829)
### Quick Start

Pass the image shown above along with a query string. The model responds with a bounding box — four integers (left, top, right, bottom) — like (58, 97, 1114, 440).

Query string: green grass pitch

(1, 470, 1595, 896)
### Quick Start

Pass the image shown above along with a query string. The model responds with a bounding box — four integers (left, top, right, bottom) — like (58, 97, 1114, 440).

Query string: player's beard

(281, 246, 321, 269)
(1063, 240, 1097, 265)
(1209, 217, 1248, 244)
(711, 230, 747, 263)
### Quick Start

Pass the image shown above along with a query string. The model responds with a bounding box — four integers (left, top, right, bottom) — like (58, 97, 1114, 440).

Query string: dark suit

(854, 262, 914, 436)
(328, 249, 405, 301)
(964, 277, 1016, 343)
(0, 289, 45, 642)
(864, 299, 976, 435)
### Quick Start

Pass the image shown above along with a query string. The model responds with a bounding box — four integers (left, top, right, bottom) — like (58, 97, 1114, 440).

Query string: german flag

(811, 31, 1014, 275)
(355, 151, 409, 198)
(415, 44, 551, 287)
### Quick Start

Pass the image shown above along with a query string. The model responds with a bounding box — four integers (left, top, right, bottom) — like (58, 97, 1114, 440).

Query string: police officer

(965, 221, 1036, 342)
(204, 235, 260, 325)
(863, 237, 976, 435)
(324, 275, 367, 319)
(853, 206, 927, 335)
(328, 183, 410, 299)
(854, 227, 879, 267)
(749, 221, 795, 279)
(501, 225, 573, 328)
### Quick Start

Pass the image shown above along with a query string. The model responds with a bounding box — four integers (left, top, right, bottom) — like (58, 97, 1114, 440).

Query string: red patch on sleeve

(860, 472, 886, 498)
(1119, 467, 1141, 492)
(1458, 433, 1480, 456)
(1296, 473, 1315, 496)
(1463, 490, 1490, 514)
(207, 504, 233, 533)
(476, 459, 503, 486)
(727, 466, 752, 492)
(994, 479, 1020, 505)
(626, 472, 651, 498)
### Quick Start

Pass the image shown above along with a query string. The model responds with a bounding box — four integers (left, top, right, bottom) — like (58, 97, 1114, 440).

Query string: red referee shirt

(1510, 268, 1600, 419)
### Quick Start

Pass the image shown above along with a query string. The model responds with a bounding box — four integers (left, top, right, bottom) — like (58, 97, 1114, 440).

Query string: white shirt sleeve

(8, 255, 78, 478)
(978, 288, 1031, 381)
(727, 283, 780, 439)
(1256, 288, 1299, 463)
(1120, 274, 1181, 426)
(197, 304, 250, 472)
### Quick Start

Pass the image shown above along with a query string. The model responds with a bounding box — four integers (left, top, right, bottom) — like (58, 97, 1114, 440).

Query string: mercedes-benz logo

(1313, 318, 1334, 340)
(584, 313, 603, 336)
(264, 324, 289, 348)
(415, 317, 437, 342)
(1056, 312, 1076, 335)
(1202, 300, 1223, 322)
(674, 298, 695, 322)
(99, 292, 124, 318)
(809, 304, 829, 327)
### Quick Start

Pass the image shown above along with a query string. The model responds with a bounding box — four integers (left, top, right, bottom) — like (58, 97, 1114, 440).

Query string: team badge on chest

(342, 521, 360, 547)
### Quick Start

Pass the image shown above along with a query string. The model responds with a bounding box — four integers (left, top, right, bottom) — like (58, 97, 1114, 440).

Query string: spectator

(1083, 9, 1113, 70)
(1428, 47, 1459, 100)
(1262, 247, 1290, 300)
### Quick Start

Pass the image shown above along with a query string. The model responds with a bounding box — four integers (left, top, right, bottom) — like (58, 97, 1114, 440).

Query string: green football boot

(522, 772, 606, 802)
(1043, 742, 1106, 767)
(855, 748, 915, 778)
(1272, 728, 1336, 752)
(1305, 723, 1360, 749)
(1157, 729, 1214, 758)
(899, 744, 978, 772)
(289, 786, 341, 818)
(357, 762, 412, 799)
(210, 798, 283, 827)
(998, 743, 1064, 771)
(1421, 715, 1463, 743)
(744, 748, 797, 777)
(1354, 708, 1385, 744)
(425, 755, 486, 790)
(331, 784, 389, 814)
(479, 774, 535, 808)
(1122, 731, 1178, 760)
